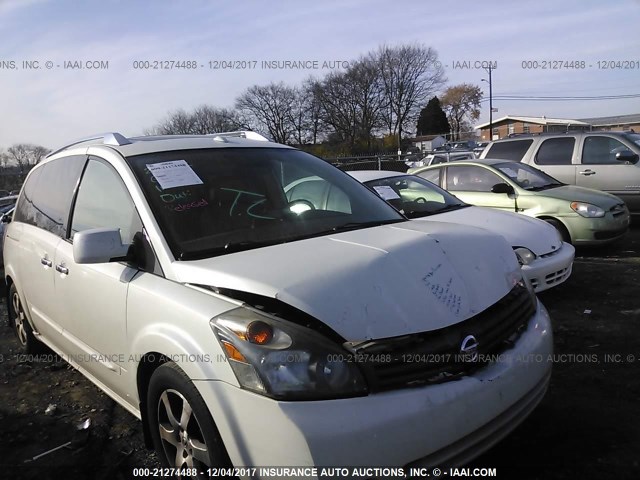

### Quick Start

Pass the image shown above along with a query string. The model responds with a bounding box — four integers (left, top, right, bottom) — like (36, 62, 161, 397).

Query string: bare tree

(440, 84, 483, 141)
(146, 106, 249, 135)
(375, 44, 446, 150)
(314, 58, 386, 149)
(235, 82, 296, 144)
(5, 144, 51, 172)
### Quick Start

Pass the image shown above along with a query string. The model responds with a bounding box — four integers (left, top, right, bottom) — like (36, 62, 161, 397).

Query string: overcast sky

(1, 0, 639, 149)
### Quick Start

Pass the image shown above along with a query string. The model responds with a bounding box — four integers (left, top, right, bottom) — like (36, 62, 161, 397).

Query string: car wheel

(544, 219, 571, 244)
(9, 284, 44, 354)
(147, 362, 232, 476)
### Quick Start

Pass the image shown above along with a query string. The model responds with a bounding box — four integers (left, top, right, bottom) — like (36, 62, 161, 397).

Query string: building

(474, 116, 590, 141)
(410, 135, 447, 152)
(578, 113, 640, 132)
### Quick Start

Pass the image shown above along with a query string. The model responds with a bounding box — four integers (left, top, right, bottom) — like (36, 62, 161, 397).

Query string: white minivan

(4, 132, 553, 475)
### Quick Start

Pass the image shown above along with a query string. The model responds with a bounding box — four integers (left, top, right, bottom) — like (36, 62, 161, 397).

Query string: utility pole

(482, 64, 494, 141)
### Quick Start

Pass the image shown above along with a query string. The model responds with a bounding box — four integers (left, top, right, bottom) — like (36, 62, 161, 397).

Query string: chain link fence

(325, 153, 421, 173)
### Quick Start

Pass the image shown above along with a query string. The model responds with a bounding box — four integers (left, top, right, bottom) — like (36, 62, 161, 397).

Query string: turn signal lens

(222, 340, 247, 362)
(247, 321, 273, 345)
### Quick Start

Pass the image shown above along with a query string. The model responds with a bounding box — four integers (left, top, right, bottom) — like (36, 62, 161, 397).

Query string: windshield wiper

(328, 218, 406, 233)
(526, 183, 563, 191)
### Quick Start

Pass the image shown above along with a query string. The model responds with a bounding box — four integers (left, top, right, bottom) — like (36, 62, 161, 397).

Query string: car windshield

(494, 162, 563, 190)
(364, 174, 468, 218)
(623, 133, 640, 148)
(128, 148, 405, 259)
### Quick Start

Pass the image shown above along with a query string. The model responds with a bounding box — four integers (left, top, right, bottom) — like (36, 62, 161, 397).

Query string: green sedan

(409, 158, 630, 245)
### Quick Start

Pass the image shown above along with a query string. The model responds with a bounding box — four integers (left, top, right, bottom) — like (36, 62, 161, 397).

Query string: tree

(235, 82, 297, 144)
(440, 84, 483, 141)
(4, 144, 50, 172)
(314, 57, 386, 150)
(147, 106, 246, 135)
(375, 44, 446, 150)
(416, 96, 450, 136)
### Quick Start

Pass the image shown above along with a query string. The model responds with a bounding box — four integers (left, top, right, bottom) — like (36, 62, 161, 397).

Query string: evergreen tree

(416, 96, 450, 136)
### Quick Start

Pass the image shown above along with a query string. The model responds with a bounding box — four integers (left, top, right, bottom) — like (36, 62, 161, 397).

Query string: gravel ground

(0, 225, 639, 479)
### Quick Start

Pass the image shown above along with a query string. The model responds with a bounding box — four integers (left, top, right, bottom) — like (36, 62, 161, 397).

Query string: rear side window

(13, 156, 86, 236)
(535, 138, 575, 165)
(484, 140, 533, 161)
(417, 168, 442, 185)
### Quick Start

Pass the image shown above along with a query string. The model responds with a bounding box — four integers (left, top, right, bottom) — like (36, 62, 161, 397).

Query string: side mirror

(491, 183, 515, 195)
(73, 228, 130, 264)
(615, 150, 639, 164)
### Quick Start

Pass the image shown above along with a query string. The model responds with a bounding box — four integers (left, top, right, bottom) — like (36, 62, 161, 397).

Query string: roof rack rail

(47, 132, 131, 158)
(210, 130, 270, 142)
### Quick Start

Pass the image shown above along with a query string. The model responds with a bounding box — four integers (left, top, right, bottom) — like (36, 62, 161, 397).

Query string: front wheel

(9, 284, 44, 354)
(544, 218, 572, 244)
(147, 362, 232, 477)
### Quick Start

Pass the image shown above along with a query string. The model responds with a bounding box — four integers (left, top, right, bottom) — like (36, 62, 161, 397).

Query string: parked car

(473, 141, 490, 157)
(0, 206, 14, 274)
(0, 194, 18, 209)
(405, 151, 476, 169)
(480, 131, 640, 215)
(4, 131, 553, 471)
(410, 158, 631, 245)
(349, 170, 574, 292)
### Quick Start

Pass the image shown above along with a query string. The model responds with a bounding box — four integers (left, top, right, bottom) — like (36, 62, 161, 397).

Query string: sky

(1, 0, 639, 149)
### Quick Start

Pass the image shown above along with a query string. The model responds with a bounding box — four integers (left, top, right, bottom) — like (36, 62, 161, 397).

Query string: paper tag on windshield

(373, 185, 401, 200)
(146, 160, 203, 190)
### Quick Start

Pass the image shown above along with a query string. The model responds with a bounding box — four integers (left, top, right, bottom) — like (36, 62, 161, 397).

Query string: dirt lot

(1, 226, 639, 480)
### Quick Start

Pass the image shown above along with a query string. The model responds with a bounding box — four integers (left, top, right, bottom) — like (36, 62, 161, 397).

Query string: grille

(611, 204, 627, 218)
(545, 267, 570, 286)
(352, 282, 536, 392)
(594, 227, 628, 240)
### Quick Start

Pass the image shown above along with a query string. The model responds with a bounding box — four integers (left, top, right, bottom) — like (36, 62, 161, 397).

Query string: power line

(480, 93, 640, 102)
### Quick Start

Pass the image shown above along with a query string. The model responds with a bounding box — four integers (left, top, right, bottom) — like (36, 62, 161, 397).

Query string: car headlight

(570, 201, 605, 218)
(514, 247, 536, 266)
(211, 307, 368, 400)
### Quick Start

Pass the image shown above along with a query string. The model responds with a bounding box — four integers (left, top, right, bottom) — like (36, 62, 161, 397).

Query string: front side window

(127, 148, 404, 260)
(446, 165, 502, 192)
(494, 162, 563, 190)
(582, 136, 632, 164)
(71, 157, 142, 244)
(535, 137, 575, 165)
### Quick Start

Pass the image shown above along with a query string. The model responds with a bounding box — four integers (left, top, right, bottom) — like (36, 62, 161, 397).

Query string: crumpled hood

(172, 221, 522, 341)
(428, 206, 562, 256)
(541, 185, 624, 209)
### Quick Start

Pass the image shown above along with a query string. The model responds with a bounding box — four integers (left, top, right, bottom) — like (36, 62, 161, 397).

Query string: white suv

(4, 132, 553, 473)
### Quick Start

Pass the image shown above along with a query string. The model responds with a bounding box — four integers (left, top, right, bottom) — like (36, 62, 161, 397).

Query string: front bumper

(563, 211, 630, 246)
(522, 242, 575, 292)
(194, 300, 553, 476)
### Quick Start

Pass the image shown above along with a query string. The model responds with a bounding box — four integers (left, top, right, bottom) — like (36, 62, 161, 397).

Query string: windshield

(494, 161, 563, 190)
(128, 148, 405, 259)
(623, 133, 640, 148)
(364, 174, 467, 218)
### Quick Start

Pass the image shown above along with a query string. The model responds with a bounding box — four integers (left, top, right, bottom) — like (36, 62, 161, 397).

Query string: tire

(544, 218, 571, 244)
(147, 362, 232, 476)
(8, 284, 44, 354)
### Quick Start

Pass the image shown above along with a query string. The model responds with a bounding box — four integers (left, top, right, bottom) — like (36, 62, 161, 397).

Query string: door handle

(40, 258, 52, 267)
(55, 264, 69, 275)
(579, 170, 596, 176)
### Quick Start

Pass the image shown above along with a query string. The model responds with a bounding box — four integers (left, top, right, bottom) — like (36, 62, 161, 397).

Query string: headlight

(211, 307, 367, 400)
(570, 202, 605, 218)
(514, 247, 536, 266)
